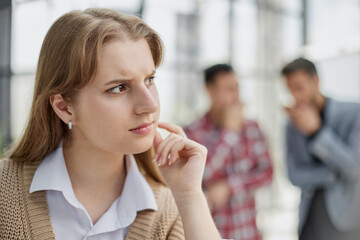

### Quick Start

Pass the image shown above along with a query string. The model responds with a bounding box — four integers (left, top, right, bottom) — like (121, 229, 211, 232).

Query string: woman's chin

(128, 139, 154, 154)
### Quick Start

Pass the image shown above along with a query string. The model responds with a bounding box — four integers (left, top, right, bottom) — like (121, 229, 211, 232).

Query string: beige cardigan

(0, 159, 185, 239)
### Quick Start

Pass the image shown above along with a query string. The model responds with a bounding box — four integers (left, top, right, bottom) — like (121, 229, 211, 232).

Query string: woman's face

(72, 38, 160, 155)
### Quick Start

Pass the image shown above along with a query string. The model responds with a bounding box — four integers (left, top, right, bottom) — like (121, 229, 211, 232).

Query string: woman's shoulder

(0, 158, 6, 170)
(0, 159, 52, 239)
(0, 158, 40, 175)
(0, 158, 10, 165)
(0, 158, 6, 180)
(0, 159, 41, 192)
(0, 159, 21, 191)
(0, 158, 13, 178)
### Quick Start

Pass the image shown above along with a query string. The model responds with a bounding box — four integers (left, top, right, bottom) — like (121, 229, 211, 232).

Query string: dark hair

(281, 58, 317, 77)
(204, 63, 234, 85)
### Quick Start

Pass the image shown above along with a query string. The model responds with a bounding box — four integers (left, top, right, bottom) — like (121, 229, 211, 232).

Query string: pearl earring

(68, 121, 72, 130)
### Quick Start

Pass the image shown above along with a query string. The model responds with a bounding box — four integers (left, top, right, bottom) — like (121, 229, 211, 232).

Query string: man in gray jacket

(282, 58, 360, 240)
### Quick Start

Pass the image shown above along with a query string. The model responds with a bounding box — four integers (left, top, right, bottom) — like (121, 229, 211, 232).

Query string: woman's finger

(155, 133, 180, 164)
(158, 135, 180, 166)
(155, 133, 173, 156)
(168, 140, 186, 165)
(158, 122, 186, 136)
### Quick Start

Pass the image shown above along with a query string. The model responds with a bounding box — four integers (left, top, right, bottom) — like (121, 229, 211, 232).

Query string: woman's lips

(129, 122, 153, 135)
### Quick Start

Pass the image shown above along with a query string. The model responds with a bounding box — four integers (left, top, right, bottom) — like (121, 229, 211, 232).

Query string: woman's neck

(62, 137, 127, 211)
(62, 136, 127, 223)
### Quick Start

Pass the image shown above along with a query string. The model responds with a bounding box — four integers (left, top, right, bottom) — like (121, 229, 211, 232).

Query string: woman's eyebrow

(104, 79, 132, 86)
(104, 70, 156, 86)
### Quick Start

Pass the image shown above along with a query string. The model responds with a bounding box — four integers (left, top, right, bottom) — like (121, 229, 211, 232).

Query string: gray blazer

(286, 98, 360, 233)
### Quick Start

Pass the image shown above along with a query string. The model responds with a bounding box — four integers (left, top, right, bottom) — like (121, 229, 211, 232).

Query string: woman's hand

(153, 122, 221, 240)
(153, 122, 207, 196)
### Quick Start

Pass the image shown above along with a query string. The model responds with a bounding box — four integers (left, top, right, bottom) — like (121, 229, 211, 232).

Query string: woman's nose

(134, 86, 159, 115)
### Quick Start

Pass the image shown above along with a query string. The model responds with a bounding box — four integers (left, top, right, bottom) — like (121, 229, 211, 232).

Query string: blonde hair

(9, 8, 164, 184)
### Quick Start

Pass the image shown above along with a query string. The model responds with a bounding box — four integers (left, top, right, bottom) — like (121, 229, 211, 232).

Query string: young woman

(0, 8, 222, 239)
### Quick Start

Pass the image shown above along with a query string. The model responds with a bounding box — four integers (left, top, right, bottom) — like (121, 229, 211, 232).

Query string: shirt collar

(30, 141, 158, 226)
(121, 154, 158, 212)
(30, 142, 69, 194)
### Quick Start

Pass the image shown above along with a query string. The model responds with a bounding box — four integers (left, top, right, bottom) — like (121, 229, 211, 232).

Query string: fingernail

(158, 157, 162, 166)
(168, 160, 172, 166)
(152, 153, 158, 162)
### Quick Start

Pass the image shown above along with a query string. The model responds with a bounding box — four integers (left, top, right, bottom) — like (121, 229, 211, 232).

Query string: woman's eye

(108, 85, 127, 94)
(145, 76, 155, 87)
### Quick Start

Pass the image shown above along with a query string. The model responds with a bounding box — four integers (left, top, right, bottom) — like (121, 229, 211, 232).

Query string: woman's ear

(49, 94, 75, 125)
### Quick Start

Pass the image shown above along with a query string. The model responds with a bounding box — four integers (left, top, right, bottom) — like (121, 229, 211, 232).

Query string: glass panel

(308, 0, 360, 50)
(199, 0, 230, 64)
(233, 0, 258, 75)
(11, 1, 49, 73)
(318, 53, 360, 101)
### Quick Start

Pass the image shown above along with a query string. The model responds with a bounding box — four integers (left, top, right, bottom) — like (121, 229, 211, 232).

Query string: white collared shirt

(30, 143, 157, 240)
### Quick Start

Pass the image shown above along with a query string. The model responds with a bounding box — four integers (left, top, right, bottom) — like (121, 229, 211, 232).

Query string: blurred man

(282, 58, 360, 240)
(185, 64, 273, 240)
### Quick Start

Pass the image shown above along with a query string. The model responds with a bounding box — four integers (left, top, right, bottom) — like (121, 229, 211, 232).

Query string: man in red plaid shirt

(185, 64, 273, 240)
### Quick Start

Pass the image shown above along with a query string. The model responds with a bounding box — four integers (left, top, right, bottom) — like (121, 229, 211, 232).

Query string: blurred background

(0, 0, 359, 239)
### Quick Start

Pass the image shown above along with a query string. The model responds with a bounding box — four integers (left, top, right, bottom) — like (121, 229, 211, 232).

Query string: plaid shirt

(185, 113, 273, 240)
